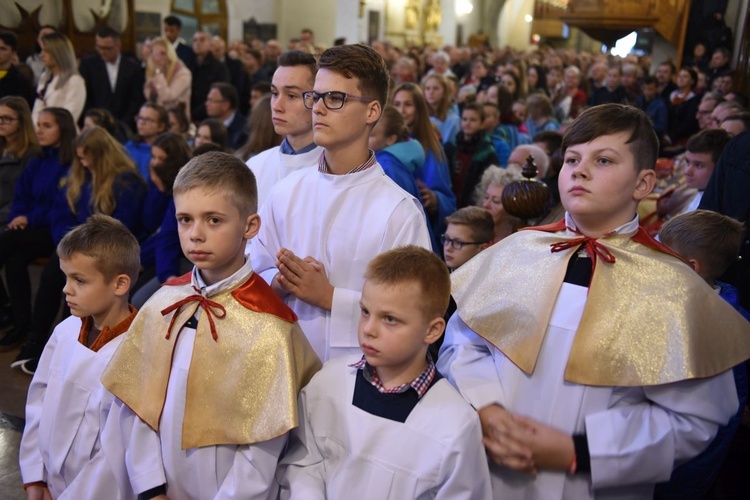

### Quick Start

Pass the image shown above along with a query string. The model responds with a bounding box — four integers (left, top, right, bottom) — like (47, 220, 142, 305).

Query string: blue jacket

(414, 150, 456, 254)
(125, 140, 152, 179)
(492, 124, 531, 151)
(9, 147, 69, 232)
(156, 199, 183, 283)
(637, 96, 668, 136)
(50, 171, 147, 244)
(524, 118, 561, 139)
(375, 139, 423, 201)
(431, 111, 460, 146)
(139, 182, 172, 268)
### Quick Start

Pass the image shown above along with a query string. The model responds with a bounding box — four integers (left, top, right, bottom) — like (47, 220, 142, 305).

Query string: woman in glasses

(31, 32, 86, 123)
(125, 103, 169, 178)
(0, 96, 40, 226)
(144, 37, 192, 117)
(0, 107, 75, 352)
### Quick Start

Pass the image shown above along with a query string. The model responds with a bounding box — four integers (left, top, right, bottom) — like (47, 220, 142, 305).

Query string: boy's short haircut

(252, 81, 272, 94)
(658, 61, 676, 74)
(445, 207, 494, 245)
(482, 102, 500, 118)
(96, 27, 120, 40)
(685, 128, 731, 163)
(277, 49, 318, 81)
(659, 210, 744, 280)
(642, 75, 658, 86)
(173, 151, 258, 216)
(462, 102, 485, 121)
(723, 112, 750, 130)
(317, 44, 390, 110)
(57, 214, 140, 284)
(0, 29, 19, 52)
(561, 103, 658, 171)
(364, 246, 450, 320)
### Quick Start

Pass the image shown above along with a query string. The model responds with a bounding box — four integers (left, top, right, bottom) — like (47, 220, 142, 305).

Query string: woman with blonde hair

(31, 32, 86, 123)
(11, 125, 147, 374)
(144, 37, 192, 116)
(422, 73, 460, 145)
(475, 165, 523, 244)
(392, 82, 457, 253)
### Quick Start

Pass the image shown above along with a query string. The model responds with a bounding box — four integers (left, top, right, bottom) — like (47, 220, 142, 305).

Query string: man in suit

(190, 31, 230, 122)
(163, 15, 196, 69)
(211, 35, 250, 115)
(206, 82, 247, 150)
(0, 30, 35, 107)
(78, 27, 144, 134)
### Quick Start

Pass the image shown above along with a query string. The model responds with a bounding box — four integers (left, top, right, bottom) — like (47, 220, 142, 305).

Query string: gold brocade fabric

(452, 225, 750, 387)
(101, 274, 321, 449)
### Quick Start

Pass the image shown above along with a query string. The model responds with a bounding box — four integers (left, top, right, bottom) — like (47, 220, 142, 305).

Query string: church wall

(496, 0, 535, 49)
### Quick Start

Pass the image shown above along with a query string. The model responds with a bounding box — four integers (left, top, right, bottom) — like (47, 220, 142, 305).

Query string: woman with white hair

(31, 33, 86, 123)
(553, 65, 586, 123)
(475, 165, 523, 243)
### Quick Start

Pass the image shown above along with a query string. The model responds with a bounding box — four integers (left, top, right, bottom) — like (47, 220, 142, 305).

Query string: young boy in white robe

(20, 215, 140, 500)
(251, 43, 431, 362)
(246, 50, 324, 209)
(278, 246, 492, 499)
(98, 152, 321, 500)
(437, 103, 750, 499)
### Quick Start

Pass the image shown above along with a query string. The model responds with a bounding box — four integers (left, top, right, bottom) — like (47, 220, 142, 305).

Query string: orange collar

(78, 305, 138, 352)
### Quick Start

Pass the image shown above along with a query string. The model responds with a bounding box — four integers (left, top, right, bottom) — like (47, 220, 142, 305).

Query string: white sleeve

(437, 315, 505, 410)
(249, 200, 282, 287)
(59, 386, 127, 500)
(101, 398, 166, 495)
(63, 75, 86, 121)
(586, 369, 738, 488)
(214, 434, 287, 500)
(435, 416, 492, 500)
(18, 332, 58, 484)
(277, 391, 326, 500)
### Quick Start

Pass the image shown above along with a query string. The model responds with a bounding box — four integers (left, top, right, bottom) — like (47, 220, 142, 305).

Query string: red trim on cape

(165, 272, 192, 286)
(632, 225, 690, 264)
(523, 219, 567, 233)
(232, 273, 298, 323)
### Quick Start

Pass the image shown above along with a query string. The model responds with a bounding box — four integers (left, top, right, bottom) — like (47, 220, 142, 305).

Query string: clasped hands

(478, 404, 574, 475)
(272, 248, 334, 311)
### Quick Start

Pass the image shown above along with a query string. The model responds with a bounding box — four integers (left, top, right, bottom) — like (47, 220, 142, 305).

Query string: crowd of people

(0, 14, 748, 500)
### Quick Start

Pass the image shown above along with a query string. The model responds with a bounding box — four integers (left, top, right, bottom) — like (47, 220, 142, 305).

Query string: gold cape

(101, 272, 321, 449)
(451, 219, 750, 387)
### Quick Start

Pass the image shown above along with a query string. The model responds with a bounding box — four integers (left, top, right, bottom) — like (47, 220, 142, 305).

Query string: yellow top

(101, 272, 321, 449)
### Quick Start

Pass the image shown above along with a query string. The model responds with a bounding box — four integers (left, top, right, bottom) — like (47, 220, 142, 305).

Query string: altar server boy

(99, 152, 321, 499)
(20, 215, 140, 499)
(251, 43, 431, 362)
(278, 246, 492, 499)
(438, 104, 750, 498)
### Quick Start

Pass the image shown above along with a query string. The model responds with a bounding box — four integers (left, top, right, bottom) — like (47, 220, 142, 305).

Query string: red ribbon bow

(550, 229, 616, 265)
(161, 287, 227, 341)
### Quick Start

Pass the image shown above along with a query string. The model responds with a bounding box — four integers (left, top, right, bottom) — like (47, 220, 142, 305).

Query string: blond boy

(279, 246, 491, 499)
(99, 153, 320, 499)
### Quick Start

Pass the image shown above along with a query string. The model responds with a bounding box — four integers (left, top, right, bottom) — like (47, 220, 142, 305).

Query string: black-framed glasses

(440, 235, 487, 250)
(0, 115, 19, 124)
(302, 91, 375, 110)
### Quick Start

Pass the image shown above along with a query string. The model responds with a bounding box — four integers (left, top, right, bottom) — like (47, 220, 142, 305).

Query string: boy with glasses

(251, 44, 430, 362)
(442, 206, 493, 271)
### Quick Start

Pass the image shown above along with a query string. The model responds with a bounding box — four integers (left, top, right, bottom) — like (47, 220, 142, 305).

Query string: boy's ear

(244, 213, 261, 240)
(632, 168, 656, 201)
(424, 317, 445, 345)
(112, 274, 132, 298)
(365, 100, 382, 127)
(479, 242, 491, 251)
(687, 257, 701, 274)
(385, 133, 398, 147)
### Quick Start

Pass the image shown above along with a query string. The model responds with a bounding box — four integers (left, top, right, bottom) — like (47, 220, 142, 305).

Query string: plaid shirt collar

(317, 149, 376, 175)
(350, 354, 436, 399)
